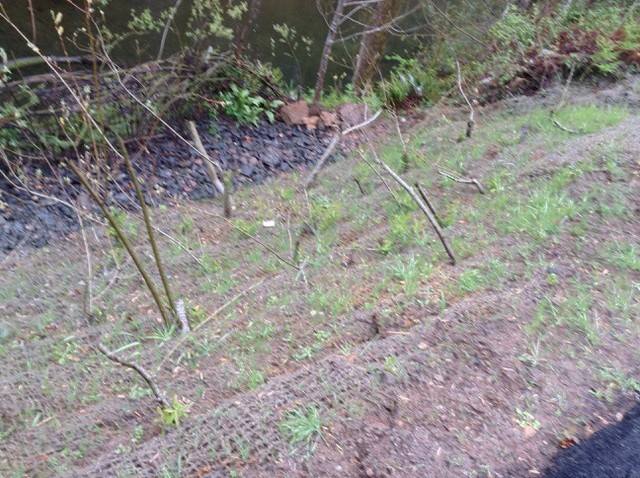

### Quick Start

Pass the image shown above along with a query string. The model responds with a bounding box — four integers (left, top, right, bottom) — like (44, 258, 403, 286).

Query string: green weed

(310, 196, 342, 232)
(279, 405, 322, 452)
(308, 287, 352, 317)
(515, 407, 541, 430)
(147, 325, 176, 343)
(500, 185, 579, 240)
(455, 260, 508, 295)
(608, 242, 640, 272)
(605, 278, 639, 320)
(558, 285, 598, 344)
(157, 397, 189, 427)
(389, 254, 432, 296)
(219, 84, 283, 125)
(237, 320, 275, 353)
(383, 355, 402, 375)
(528, 105, 628, 136)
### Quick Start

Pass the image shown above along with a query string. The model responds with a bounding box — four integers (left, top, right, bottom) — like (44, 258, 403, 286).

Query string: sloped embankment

(1, 81, 639, 477)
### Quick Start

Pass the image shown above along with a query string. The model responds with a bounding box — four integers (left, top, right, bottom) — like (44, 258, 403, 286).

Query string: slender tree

(234, 0, 263, 57)
(313, 0, 347, 103)
(352, 0, 403, 92)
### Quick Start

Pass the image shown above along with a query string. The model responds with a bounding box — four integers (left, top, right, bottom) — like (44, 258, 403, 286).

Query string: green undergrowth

(2, 96, 638, 476)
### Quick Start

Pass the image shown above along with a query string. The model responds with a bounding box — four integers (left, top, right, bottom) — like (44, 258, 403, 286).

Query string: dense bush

(479, 2, 640, 95)
(379, 54, 452, 107)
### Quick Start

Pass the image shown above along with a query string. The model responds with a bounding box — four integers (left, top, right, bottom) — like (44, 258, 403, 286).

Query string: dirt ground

(1, 77, 639, 477)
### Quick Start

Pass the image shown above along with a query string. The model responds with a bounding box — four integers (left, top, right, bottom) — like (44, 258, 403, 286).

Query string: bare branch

(456, 60, 475, 139)
(186, 120, 225, 195)
(157, 0, 184, 61)
(120, 137, 177, 320)
(368, 147, 456, 265)
(303, 109, 382, 189)
(438, 170, 485, 194)
(415, 182, 443, 228)
(67, 161, 173, 327)
(97, 343, 170, 408)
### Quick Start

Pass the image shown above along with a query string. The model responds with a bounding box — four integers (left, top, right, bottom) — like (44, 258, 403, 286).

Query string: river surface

(1, 1, 504, 85)
(0, 0, 402, 85)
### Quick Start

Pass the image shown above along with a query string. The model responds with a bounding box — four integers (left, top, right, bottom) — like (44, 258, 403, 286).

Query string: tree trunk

(352, 0, 402, 93)
(313, 0, 347, 104)
(234, 0, 263, 57)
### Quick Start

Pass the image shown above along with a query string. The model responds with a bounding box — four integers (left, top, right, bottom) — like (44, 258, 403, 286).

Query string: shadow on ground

(546, 402, 640, 478)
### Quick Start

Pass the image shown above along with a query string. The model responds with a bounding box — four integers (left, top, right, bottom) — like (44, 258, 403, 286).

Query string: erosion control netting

(74, 280, 540, 478)
(1, 397, 156, 470)
(77, 357, 382, 477)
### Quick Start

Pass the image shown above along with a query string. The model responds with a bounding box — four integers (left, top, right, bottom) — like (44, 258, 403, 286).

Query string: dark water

(0, 0, 367, 85)
(1, 1, 504, 85)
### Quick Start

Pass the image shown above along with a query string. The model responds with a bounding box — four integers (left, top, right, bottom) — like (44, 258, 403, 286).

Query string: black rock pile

(0, 117, 333, 252)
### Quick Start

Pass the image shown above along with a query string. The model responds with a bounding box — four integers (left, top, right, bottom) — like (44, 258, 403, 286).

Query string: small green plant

(129, 384, 152, 400)
(379, 55, 450, 106)
(237, 320, 275, 353)
(51, 337, 79, 365)
(219, 84, 282, 126)
(605, 278, 639, 320)
(390, 254, 432, 296)
(608, 242, 640, 272)
(518, 338, 544, 368)
(158, 397, 189, 427)
(235, 361, 266, 390)
(501, 186, 579, 240)
(515, 407, 541, 430)
(279, 405, 322, 452)
(308, 287, 351, 317)
(292, 345, 315, 361)
(178, 216, 195, 235)
(147, 325, 176, 343)
(457, 269, 484, 294)
(231, 218, 260, 239)
(558, 286, 598, 344)
(188, 303, 208, 325)
(310, 196, 342, 232)
(600, 367, 640, 393)
(244, 369, 265, 390)
(107, 207, 138, 244)
(383, 355, 401, 375)
(132, 425, 144, 444)
(546, 273, 559, 286)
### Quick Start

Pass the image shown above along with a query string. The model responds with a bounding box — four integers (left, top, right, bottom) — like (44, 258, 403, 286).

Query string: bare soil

(1, 77, 639, 477)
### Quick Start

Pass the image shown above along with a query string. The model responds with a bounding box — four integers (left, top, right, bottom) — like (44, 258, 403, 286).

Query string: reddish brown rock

(319, 111, 339, 128)
(303, 115, 320, 130)
(280, 101, 309, 125)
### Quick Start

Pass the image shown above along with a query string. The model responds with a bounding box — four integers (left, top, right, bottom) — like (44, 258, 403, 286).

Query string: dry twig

(97, 343, 169, 408)
(456, 60, 475, 139)
(438, 170, 485, 194)
(369, 148, 456, 265)
(303, 109, 382, 189)
(415, 183, 443, 228)
(187, 120, 225, 195)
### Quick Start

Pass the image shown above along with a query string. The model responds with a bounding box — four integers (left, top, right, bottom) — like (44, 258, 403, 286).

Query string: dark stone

(0, 114, 333, 254)
(262, 148, 281, 168)
(240, 164, 255, 177)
